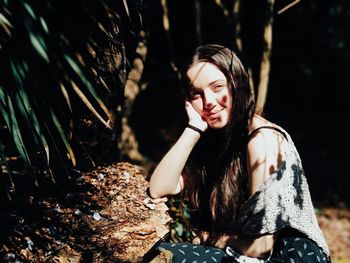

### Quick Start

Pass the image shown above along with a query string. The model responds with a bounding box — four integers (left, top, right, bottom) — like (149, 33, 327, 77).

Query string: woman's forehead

(187, 62, 226, 88)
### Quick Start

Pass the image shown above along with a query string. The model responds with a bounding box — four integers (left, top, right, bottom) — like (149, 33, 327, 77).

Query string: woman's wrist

(186, 123, 204, 135)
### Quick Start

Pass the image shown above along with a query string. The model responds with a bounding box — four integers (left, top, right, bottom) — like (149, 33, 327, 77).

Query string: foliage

(167, 196, 194, 243)
(0, 0, 142, 186)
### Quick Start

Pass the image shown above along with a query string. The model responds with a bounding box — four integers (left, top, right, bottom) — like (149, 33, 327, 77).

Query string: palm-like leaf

(0, 0, 142, 182)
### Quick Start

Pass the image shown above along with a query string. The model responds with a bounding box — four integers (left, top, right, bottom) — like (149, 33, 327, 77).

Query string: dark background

(131, 0, 350, 206)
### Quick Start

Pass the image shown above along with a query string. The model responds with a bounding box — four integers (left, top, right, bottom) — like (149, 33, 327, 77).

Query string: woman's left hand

(192, 231, 209, 245)
(194, 231, 276, 258)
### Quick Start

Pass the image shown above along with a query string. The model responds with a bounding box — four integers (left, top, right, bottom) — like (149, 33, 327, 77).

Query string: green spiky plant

(0, 0, 142, 190)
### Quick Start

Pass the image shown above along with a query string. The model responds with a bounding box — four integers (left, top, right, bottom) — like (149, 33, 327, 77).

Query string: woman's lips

(206, 109, 222, 120)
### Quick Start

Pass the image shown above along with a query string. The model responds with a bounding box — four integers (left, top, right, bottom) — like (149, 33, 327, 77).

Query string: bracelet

(186, 124, 204, 135)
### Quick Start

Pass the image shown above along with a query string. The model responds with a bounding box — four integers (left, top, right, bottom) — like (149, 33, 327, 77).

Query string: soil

(316, 208, 350, 262)
(0, 162, 349, 263)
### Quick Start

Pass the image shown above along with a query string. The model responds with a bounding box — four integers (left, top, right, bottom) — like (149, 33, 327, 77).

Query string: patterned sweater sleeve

(236, 156, 329, 257)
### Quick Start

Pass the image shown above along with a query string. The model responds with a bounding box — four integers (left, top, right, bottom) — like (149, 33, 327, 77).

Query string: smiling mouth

(207, 110, 222, 120)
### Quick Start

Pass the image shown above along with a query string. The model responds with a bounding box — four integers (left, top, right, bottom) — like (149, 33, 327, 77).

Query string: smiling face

(187, 62, 233, 129)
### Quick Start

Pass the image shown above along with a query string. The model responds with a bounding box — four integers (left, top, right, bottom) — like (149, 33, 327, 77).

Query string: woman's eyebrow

(208, 79, 226, 87)
(191, 79, 226, 90)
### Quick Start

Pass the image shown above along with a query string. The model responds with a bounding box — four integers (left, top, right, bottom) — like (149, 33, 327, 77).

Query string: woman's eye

(213, 85, 224, 92)
(190, 91, 201, 99)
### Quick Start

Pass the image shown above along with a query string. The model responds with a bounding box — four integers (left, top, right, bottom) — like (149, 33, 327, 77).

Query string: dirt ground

(316, 207, 350, 262)
(0, 163, 349, 262)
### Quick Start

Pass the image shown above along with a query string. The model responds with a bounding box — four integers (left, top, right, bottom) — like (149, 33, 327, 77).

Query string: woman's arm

(149, 127, 200, 198)
(149, 102, 208, 198)
(246, 128, 285, 195)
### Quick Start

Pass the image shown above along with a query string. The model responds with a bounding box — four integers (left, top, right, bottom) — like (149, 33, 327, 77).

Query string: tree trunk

(255, 0, 275, 114)
(161, 0, 177, 71)
(232, 0, 256, 101)
(195, 0, 202, 46)
(121, 40, 148, 162)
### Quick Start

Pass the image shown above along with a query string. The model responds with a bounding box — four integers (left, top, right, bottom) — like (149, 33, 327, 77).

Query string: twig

(277, 0, 300, 15)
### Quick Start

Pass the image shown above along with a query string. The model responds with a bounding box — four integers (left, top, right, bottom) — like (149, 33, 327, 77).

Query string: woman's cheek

(221, 94, 233, 112)
(191, 100, 204, 115)
(220, 94, 229, 106)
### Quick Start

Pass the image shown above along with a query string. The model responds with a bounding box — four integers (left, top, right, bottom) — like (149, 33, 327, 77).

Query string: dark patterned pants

(270, 236, 330, 263)
(157, 237, 330, 263)
(158, 242, 228, 262)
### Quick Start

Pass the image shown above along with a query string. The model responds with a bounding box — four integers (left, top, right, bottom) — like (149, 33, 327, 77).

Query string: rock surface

(82, 162, 171, 262)
(0, 162, 171, 262)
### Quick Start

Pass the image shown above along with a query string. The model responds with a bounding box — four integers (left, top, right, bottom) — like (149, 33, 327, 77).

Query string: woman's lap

(158, 242, 229, 262)
(269, 236, 330, 263)
(157, 237, 330, 263)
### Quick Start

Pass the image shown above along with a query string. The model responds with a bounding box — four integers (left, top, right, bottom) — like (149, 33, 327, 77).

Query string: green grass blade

(0, 12, 13, 37)
(70, 80, 111, 129)
(39, 16, 49, 34)
(49, 109, 76, 166)
(0, 85, 10, 125)
(29, 32, 49, 62)
(5, 95, 31, 166)
(1, 66, 31, 166)
(64, 54, 112, 125)
(15, 91, 50, 165)
(10, 60, 50, 166)
(23, 3, 36, 19)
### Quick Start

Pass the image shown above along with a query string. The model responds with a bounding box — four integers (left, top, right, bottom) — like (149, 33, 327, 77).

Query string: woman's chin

(208, 119, 227, 129)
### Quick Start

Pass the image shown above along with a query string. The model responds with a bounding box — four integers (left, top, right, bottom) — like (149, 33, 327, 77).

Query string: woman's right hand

(192, 231, 237, 250)
(185, 101, 208, 132)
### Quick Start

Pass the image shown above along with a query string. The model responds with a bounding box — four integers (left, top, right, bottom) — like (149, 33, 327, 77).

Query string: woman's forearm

(149, 127, 201, 198)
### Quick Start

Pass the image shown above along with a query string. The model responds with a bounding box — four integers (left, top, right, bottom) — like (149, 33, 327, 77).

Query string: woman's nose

(203, 90, 215, 109)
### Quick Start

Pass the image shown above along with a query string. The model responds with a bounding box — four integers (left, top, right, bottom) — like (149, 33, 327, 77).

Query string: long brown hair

(183, 44, 255, 232)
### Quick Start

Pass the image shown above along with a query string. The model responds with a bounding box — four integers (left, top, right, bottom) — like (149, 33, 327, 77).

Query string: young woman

(149, 44, 330, 262)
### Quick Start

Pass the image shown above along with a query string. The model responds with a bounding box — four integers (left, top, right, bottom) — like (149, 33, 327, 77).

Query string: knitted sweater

(226, 127, 329, 262)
